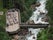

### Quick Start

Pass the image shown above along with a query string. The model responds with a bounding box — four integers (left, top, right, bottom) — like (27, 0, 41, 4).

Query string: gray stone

(0, 11, 3, 15)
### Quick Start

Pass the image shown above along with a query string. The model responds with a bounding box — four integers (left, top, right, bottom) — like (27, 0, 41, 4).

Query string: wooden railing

(20, 24, 49, 28)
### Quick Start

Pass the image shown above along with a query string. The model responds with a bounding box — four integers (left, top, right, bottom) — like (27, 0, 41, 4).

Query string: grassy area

(0, 9, 7, 27)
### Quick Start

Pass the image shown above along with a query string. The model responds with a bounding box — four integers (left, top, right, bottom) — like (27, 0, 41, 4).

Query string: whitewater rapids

(26, 0, 48, 40)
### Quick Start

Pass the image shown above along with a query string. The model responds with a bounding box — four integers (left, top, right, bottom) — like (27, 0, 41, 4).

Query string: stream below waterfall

(25, 0, 48, 40)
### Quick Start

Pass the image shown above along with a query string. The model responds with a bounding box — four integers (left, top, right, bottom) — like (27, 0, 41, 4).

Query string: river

(26, 0, 48, 40)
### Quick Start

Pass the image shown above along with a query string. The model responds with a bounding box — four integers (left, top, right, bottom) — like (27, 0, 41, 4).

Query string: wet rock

(0, 11, 3, 15)
(31, 2, 41, 11)
(13, 34, 19, 40)
(35, 2, 41, 7)
(18, 36, 26, 40)
(33, 36, 35, 39)
(26, 20, 35, 24)
(31, 5, 36, 11)
(42, 16, 49, 22)
(12, 39, 15, 40)
(18, 29, 28, 36)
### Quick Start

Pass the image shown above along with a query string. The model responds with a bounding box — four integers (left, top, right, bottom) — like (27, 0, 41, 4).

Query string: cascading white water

(30, 0, 48, 24)
(26, 0, 48, 40)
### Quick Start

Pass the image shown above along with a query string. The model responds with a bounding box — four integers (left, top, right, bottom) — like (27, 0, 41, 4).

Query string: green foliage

(0, 0, 3, 9)
(3, 0, 37, 22)
(0, 26, 11, 40)
(48, 26, 53, 39)
(37, 29, 48, 40)
(15, 0, 36, 22)
(0, 9, 7, 27)
(37, 27, 53, 40)
(3, 0, 9, 8)
(19, 0, 37, 22)
(0, 9, 11, 40)
(46, 0, 53, 23)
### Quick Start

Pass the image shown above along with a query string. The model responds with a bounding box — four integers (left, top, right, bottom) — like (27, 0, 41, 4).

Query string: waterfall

(25, 0, 48, 40)
(30, 0, 48, 24)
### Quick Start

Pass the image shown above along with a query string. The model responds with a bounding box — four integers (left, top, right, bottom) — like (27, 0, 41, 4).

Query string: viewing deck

(5, 9, 49, 34)
(20, 24, 49, 28)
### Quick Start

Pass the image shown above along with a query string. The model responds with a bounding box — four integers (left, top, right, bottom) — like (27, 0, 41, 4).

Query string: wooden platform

(5, 9, 49, 35)
(20, 24, 49, 28)
(6, 9, 20, 32)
